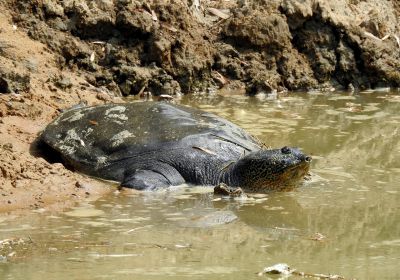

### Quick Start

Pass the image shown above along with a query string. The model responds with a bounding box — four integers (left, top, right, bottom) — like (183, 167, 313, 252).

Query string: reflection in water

(0, 91, 399, 279)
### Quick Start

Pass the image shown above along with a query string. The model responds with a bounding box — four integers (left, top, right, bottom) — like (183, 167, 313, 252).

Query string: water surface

(1, 90, 399, 279)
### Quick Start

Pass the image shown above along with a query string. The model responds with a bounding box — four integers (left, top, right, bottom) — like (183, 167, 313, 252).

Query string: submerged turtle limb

(122, 170, 174, 190)
(121, 163, 185, 190)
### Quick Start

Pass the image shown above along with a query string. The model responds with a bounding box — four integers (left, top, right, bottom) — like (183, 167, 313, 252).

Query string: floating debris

(90, 253, 142, 258)
(0, 237, 32, 248)
(258, 263, 348, 279)
(309, 232, 327, 242)
(174, 243, 191, 249)
(258, 263, 294, 276)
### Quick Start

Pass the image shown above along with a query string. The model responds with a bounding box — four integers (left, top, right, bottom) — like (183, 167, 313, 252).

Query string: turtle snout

(280, 146, 312, 163)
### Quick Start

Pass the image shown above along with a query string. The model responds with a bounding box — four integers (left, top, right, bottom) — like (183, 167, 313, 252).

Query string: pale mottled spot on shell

(97, 156, 107, 165)
(83, 127, 94, 137)
(107, 114, 128, 121)
(110, 130, 135, 147)
(66, 129, 85, 147)
(59, 144, 75, 155)
(59, 129, 85, 154)
(105, 106, 126, 116)
(64, 111, 85, 122)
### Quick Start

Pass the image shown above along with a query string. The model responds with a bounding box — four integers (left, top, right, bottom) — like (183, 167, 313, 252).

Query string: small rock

(43, 0, 64, 17)
(96, 91, 111, 102)
(24, 59, 38, 73)
(55, 76, 72, 90)
(2, 143, 13, 151)
(0, 68, 30, 94)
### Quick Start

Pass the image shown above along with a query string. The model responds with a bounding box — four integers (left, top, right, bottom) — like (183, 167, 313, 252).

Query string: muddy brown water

(1, 90, 400, 279)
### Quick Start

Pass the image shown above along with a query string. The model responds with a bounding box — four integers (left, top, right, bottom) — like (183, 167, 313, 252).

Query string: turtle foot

(214, 183, 246, 198)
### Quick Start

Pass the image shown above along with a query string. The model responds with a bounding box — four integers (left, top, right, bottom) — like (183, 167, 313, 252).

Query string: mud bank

(0, 11, 119, 213)
(7, 0, 400, 96)
(0, 0, 399, 212)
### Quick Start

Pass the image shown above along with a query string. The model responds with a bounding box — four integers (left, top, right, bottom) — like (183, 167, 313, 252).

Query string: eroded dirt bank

(0, 0, 399, 212)
(0, 10, 121, 213)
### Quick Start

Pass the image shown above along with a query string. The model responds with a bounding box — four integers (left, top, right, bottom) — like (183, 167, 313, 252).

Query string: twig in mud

(394, 34, 400, 48)
(91, 41, 106, 45)
(210, 18, 227, 30)
(381, 34, 390, 41)
(363, 31, 384, 41)
(207, 8, 230, 20)
(363, 32, 399, 47)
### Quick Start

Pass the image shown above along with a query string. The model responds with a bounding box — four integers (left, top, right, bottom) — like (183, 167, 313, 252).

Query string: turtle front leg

(214, 183, 247, 198)
(121, 169, 185, 190)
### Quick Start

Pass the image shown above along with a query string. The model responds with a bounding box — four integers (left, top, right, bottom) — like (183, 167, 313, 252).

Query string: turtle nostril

(281, 146, 291, 154)
(305, 156, 312, 162)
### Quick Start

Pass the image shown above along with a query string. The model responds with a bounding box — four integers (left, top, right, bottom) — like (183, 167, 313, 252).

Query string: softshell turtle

(39, 102, 311, 192)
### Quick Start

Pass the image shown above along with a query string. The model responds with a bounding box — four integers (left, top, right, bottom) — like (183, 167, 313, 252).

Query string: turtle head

(226, 146, 311, 192)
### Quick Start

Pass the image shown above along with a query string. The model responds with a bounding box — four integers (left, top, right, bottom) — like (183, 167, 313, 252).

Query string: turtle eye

(281, 146, 291, 154)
